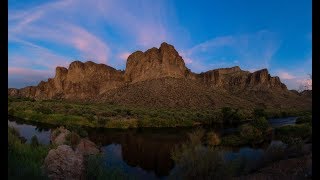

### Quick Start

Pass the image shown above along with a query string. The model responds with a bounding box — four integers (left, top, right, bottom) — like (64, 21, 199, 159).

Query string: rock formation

(44, 145, 85, 180)
(50, 127, 71, 146)
(50, 127, 100, 155)
(8, 42, 311, 110)
(124, 42, 191, 82)
(44, 127, 100, 179)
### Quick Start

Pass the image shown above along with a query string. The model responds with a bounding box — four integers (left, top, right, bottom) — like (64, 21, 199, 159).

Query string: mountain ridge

(8, 42, 311, 110)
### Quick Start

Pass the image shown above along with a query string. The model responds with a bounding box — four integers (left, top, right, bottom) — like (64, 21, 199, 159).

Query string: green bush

(253, 108, 266, 118)
(35, 106, 52, 114)
(221, 107, 245, 124)
(252, 117, 270, 132)
(170, 129, 231, 179)
(296, 115, 312, 125)
(239, 124, 263, 144)
(97, 118, 106, 127)
(221, 135, 247, 146)
(276, 124, 312, 140)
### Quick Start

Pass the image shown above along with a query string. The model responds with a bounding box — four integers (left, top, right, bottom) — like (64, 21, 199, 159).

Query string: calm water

(8, 116, 296, 179)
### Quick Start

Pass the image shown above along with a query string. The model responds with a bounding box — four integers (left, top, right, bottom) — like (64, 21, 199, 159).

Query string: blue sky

(8, 0, 312, 90)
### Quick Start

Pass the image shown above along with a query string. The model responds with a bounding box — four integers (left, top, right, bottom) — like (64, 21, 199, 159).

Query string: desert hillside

(8, 42, 311, 110)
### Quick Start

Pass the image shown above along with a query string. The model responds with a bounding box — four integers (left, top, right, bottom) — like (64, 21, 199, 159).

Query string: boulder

(44, 145, 85, 180)
(50, 127, 70, 146)
(75, 138, 100, 156)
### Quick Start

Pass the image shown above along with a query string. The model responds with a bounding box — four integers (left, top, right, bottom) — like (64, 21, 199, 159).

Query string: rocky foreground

(8, 42, 311, 110)
(44, 127, 100, 180)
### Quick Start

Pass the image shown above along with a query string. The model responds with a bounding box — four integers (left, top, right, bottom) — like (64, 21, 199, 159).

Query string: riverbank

(8, 97, 311, 129)
(8, 116, 312, 179)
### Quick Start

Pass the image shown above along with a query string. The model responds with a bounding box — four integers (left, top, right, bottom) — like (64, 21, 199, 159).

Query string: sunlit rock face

(8, 42, 310, 110)
(124, 42, 190, 83)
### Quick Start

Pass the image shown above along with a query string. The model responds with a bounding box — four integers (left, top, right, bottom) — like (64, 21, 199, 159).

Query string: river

(8, 116, 297, 179)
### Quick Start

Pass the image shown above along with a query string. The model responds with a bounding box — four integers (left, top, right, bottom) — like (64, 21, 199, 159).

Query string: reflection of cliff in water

(87, 128, 191, 176)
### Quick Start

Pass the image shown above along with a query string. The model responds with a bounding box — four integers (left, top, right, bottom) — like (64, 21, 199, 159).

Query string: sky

(8, 0, 312, 90)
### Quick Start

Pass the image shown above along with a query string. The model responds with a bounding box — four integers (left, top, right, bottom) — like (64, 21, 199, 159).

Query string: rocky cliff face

(9, 42, 302, 109)
(9, 61, 125, 100)
(124, 42, 190, 83)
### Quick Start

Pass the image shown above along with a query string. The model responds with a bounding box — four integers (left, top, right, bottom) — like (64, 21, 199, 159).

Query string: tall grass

(8, 126, 50, 179)
(170, 129, 232, 179)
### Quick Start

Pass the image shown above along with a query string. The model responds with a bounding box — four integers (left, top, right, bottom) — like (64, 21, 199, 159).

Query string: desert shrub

(35, 106, 52, 114)
(209, 111, 224, 124)
(276, 124, 312, 140)
(170, 129, 231, 179)
(206, 131, 221, 146)
(239, 124, 263, 144)
(31, 135, 40, 147)
(97, 118, 106, 127)
(220, 108, 246, 125)
(8, 108, 15, 115)
(252, 117, 270, 132)
(65, 132, 81, 149)
(253, 108, 266, 118)
(221, 107, 233, 121)
(221, 135, 247, 146)
(296, 114, 312, 125)
(83, 113, 96, 122)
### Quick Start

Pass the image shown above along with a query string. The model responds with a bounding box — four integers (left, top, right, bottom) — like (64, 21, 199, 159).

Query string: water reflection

(8, 120, 52, 145)
(8, 116, 297, 179)
(87, 128, 190, 177)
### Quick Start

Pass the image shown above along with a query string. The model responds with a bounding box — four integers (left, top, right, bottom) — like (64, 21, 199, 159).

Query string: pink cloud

(9, 0, 111, 64)
(9, 67, 52, 79)
(278, 71, 296, 80)
(118, 52, 131, 61)
(96, 0, 170, 48)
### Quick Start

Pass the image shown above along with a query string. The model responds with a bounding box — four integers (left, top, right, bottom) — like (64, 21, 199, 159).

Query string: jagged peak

(159, 42, 175, 50)
(253, 68, 269, 74)
(69, 60, 84, 69)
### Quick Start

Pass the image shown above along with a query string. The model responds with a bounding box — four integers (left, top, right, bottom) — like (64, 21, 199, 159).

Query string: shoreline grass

(8, 96, 311, 129)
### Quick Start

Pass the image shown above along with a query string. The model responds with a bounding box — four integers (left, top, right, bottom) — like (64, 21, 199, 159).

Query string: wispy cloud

(95, 0, 171, 48)
(278, 71, 296, 80)
(9, 39, 70, 70)
(181, 30, 281, 72)
(9, 0, 111, 64)
(9, 67, 51, 77)
(118, 52, 131, 62)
